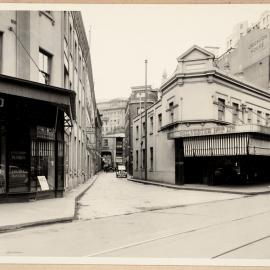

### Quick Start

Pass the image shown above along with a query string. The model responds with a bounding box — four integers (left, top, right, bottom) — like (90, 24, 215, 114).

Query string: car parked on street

(116, 164, 127, 178)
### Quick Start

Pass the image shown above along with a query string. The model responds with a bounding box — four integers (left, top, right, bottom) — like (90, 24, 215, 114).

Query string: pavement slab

(0, 174, 99, 232)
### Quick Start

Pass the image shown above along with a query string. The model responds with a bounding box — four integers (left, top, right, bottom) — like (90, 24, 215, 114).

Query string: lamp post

(144, 59, 148, 181)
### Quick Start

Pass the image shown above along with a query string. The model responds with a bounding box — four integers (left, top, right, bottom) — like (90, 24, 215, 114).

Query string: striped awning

(184, 133, 249, 157)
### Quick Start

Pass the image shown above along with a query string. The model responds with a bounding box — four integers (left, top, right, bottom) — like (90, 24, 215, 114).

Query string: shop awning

(183, 134, 249, 157)
(0, 74, 76, 120)
(183, 133, 270, 157)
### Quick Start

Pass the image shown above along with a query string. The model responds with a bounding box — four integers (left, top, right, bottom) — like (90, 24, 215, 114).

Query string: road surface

(0, 172, 270, 260)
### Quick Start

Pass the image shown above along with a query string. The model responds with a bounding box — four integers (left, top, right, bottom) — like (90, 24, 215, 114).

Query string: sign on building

(37, 126, 55, 140)
(86, 127, 95, 134)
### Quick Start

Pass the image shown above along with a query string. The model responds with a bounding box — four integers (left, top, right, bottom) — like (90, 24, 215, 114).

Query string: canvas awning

(0, 74, 76, 120)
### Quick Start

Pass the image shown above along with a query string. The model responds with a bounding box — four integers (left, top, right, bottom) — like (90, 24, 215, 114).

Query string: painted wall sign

(248, 34, 267, 54)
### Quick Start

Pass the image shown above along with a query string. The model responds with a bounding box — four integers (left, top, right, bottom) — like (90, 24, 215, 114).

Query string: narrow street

(0, 172, 270, 259)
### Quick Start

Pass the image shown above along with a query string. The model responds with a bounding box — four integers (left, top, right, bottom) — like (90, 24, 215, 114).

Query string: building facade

(225, 21, 248, 50)
(101, 133, 125, 169)
(0, 11, 99, 201)
(133, 45, 270, 186)
(124, 85, 158, 174)
(218, 28, 270, 90)
(98, 99, 128, 135)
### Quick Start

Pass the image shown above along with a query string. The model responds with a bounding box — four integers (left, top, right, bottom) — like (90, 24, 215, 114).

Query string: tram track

(85, 207, 270, 258)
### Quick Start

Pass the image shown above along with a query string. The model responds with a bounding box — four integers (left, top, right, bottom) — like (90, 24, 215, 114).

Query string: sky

(2, 3, 269, 102)
(80, 4, 270, 102)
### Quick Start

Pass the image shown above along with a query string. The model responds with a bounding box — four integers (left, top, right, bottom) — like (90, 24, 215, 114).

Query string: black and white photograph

(1, 3, 270, 268)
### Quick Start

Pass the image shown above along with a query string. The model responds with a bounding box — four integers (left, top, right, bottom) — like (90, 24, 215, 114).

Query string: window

(158, 113, 162, 129)
(69, 25, 73, 53)
(150, 147, 153, 171)
(39, 49, 51, 85)
(169, 102, 174, 122)
(150, 116, 153, 134)
(218, 98, 225, 121)
(136, 126, 139, 139)
(64, 12, 68, 38)
(266, 113, 270, 126)
(136, 150, 138, 170)
(247, 108, 253, 124)
(137, 92, 145, 98)
(142, 149, 145, 169)
(74, 41, 77, 67)
(142, 122, 146, 136)
(257, 111, 262, 125)
(232, 103, 239, 124)
(103, 139, 108, 147)
(78, 55, 82, 79)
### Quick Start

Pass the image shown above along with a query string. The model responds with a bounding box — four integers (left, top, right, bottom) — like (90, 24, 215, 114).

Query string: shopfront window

(0, 125, 6, 194)
(8, 124, 30, 193)
(31, 140, 55, 191)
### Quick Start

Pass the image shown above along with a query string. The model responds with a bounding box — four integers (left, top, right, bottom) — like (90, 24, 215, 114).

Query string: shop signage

(37, 126, 55, 140)
(168, 124, 270, 139)
(11, 151, 27, 161)
(37, 176, 50, 191)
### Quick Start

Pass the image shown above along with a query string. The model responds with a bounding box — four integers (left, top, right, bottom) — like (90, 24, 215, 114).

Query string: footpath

(129, 177, 270, 195)
(0, 173, 99, 233)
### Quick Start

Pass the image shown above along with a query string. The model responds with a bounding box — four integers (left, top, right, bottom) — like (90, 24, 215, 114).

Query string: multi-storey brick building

(0, 11, 100, 201)
(124, 86, 158, 174)
(98, 99, 128, 135)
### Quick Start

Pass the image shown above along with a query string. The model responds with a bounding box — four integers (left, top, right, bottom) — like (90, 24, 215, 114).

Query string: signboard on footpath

(37, 176, 50, 191)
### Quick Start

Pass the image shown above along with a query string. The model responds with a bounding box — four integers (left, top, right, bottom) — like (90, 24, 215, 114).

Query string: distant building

(124, 86, 158, 174)
(98, 99, 128, 135)
(226, 21, 248, 50)
(224, 10, 270, 52)
(258, 10, 270, 29)
(218, 28, 270, 89)
(101, 133, 125, 169)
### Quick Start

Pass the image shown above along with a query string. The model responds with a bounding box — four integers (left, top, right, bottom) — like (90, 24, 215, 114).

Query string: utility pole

(144, 59, 148, 181)
(140, 86, 142, 180)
